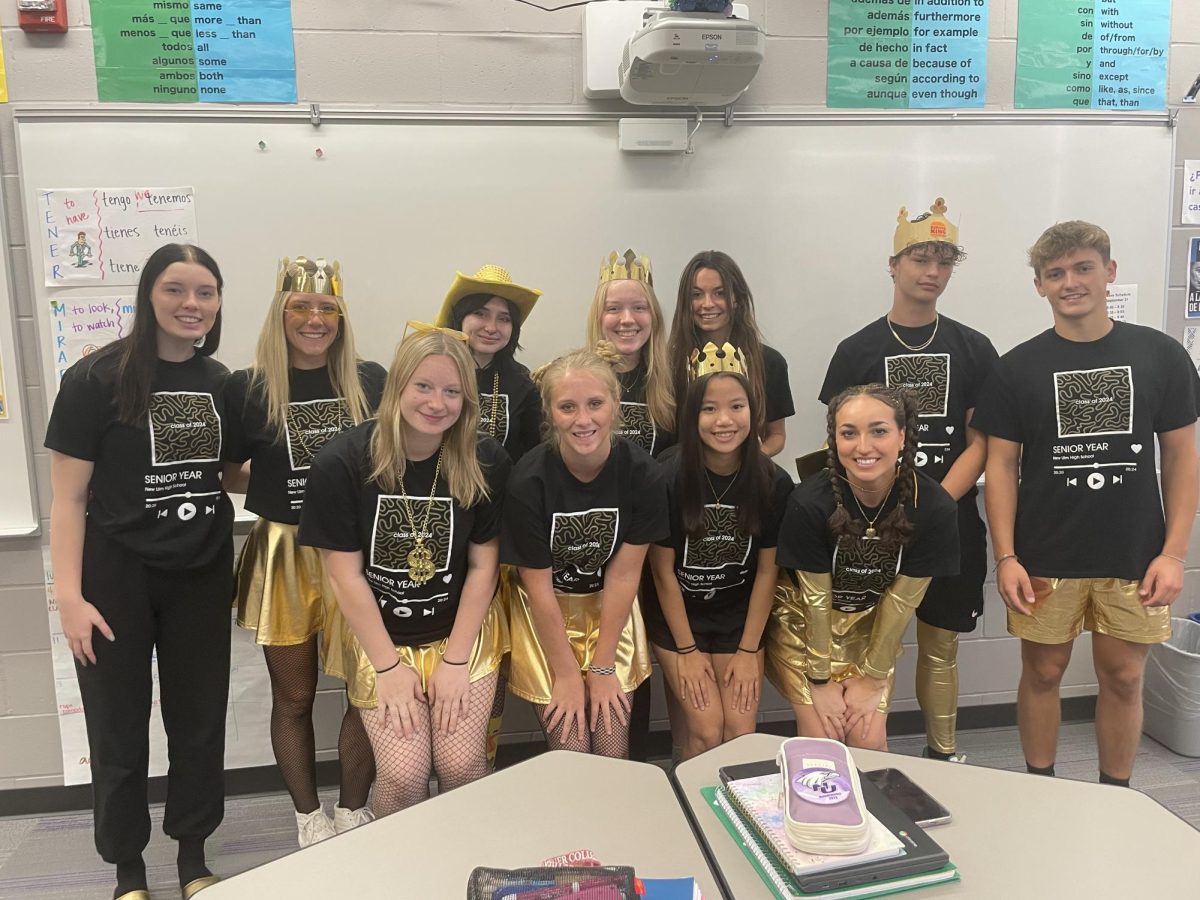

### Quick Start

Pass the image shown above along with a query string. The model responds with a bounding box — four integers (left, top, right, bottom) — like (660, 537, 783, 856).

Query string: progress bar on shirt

(917, 442, 950, 448)
(146, 490, 224, 503)
(1054, 461, 1137, 470)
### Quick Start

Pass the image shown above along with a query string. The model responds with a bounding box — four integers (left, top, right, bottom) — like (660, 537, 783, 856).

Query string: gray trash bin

(1143, 617, 1200, 757)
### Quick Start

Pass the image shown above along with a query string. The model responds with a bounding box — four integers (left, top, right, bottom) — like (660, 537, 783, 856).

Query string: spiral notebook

(704, 787, 958, 900)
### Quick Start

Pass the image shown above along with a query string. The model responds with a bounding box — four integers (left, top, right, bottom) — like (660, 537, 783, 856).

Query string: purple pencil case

(777, 737, 870, 854)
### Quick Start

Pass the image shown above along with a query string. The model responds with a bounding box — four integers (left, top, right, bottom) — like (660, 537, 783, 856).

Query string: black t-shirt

(224, 361, 386, 524)
(476, 358, 541, 463)
(645, 446, 793, 611)
(820, 315, 999, 489)
(777, 470, 959, 613)
(501, 438, 669, 594)
(971, 321, 1200, 580)
(297, 422, 511, 646)
(44, 351, 233, 569)
(616, 362, 674, 457)
(761, 344, 796, 423)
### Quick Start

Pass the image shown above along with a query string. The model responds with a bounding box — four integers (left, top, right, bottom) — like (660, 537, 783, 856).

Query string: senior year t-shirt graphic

(1051, 366, 1139, 492)
(478, 392, 510, 446)
(370, 495, 454, 577)
(683, 505, 751, 570)
(551, 508, 619, 593)
(148, 391, 221, 465)
(617, 401, 657, 455)
(885, 353, 950, 418)
(832, 537, 902, 613)
(285, 399, 352, 470)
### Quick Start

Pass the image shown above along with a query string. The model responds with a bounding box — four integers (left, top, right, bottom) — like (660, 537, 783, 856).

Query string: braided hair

(531, 343, 624, 448)
(825, 384, 919, 547)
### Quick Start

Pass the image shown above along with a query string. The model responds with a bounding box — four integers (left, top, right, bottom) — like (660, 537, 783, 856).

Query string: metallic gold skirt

(234, 518, 328, 646)
(764, 576, 895, 713)
(507, 583, 652, 704)
(323, 598, 509, 709)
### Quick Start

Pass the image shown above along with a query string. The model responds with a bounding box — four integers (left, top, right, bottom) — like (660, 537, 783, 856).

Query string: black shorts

(642, 589, 755, 655)
(916, 492, 987, 633)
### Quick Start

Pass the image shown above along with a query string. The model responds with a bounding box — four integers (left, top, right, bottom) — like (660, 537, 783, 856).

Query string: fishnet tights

(359, 671, 498, 817)
(533, 690, 634, 758)
(262, 637, 375, 813)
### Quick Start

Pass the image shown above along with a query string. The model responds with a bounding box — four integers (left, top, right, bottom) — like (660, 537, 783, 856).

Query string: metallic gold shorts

(1009, 577, 1172, 645)
(234, 518, 329, 646)
(764, 577, 894, 713)
(507, 583, 652, 704)
(323, 598, 509, 709)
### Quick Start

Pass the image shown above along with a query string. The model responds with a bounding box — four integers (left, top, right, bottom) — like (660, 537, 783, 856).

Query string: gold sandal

(181, 874, 221, 898)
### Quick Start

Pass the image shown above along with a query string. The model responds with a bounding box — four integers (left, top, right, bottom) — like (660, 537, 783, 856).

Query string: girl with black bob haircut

(46, 243, 233, 899)
(643, 362, 793, 760)
(765, 384, 960, 751)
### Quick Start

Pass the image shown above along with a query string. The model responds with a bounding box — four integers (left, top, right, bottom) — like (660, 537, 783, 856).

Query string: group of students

(45, 200, 1199, 900)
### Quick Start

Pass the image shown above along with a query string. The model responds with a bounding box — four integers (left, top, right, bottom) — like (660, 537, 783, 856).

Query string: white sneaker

(296, 808, 336, 848)
(333, 805, 375, 833)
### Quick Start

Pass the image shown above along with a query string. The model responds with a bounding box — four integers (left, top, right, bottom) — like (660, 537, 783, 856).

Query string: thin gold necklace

(835, 471, 890, 494)
(398, 446, 444, 585)
(705, 466, 740, 505)
(887, 314, 939, 352)
(850, 476, 896, 538)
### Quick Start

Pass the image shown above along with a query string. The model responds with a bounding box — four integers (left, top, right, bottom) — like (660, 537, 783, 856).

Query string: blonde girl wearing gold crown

(224, 257, 384, 847)
(586, 250, 676, 457)
(669, 251, 794, 458)
(642, 352, 793, 761)
(766, 385, 959, 751)
(502, 346, 669, 757)
(297, 326, 510, 817)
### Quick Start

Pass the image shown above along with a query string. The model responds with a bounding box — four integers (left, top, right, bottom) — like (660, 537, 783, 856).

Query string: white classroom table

(202, 750, 721, 898)
(672, 733, 1200, 899)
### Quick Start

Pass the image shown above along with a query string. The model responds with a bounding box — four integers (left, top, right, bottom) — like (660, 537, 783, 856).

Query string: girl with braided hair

(502, 346, 668, 758)
(765, 384, 959, 750)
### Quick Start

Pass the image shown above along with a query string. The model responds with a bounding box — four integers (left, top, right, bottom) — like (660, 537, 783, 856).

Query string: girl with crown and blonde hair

(224, 256, 385, 846)
(642, 347, 794, 761)
(298, 325, 511, 816)
(765, 384, 959, 750)
(670, 251, 794, 457)
(502, 345, 668, 758)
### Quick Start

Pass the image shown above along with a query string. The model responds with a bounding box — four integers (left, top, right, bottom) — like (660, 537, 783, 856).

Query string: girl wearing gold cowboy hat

(225, 256, 385, 847)
(436, 264, 543, 464)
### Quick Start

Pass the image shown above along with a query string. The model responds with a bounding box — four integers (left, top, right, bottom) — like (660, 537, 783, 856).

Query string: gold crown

(689, 342, 747, 380)
(598, 249, 653, 286)
(893, 198, 959, 254)
(277, 256, 343, 297)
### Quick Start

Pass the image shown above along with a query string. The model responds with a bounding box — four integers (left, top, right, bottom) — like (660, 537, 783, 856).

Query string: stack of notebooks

(705, 762, 958, 899)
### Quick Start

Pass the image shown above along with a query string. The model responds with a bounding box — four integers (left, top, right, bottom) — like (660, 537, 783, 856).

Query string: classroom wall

(3, 0, 1200, 789)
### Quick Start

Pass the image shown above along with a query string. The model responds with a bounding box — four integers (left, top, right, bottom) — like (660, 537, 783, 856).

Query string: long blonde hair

(585, 279, 675, 433)
(369, 330, 489, 506)
(249, 272, 370, 442)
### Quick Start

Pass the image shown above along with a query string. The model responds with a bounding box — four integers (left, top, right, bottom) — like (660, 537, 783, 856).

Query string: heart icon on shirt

(945, 426, 955, 434)
(1132, 444, 1143, 453)
(443, 572, 454, 583)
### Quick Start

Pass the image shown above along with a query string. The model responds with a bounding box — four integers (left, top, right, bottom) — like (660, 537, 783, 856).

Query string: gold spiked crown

(598, 249, 653, 287)
(689, 341, 747, 380)
(893, 198, 959, 255)
(277, 256, 343, 297)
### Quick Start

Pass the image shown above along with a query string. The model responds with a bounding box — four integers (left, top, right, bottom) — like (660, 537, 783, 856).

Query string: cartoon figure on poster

(1188, 237, 1200, 318)
(69, 232, 93, 268)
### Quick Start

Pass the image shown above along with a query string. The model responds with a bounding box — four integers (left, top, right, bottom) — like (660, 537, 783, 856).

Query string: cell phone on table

(862, 767, 952, 827)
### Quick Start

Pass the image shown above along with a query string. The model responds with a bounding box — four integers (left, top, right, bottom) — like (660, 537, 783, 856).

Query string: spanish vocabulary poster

(90, 0, 296, 102)
(1015, 0, 1168, 110)
(828, 0, 989, 109)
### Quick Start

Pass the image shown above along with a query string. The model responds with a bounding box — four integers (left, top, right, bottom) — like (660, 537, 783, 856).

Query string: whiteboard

(13, 110, 1175, 457)
(0, 166, 39, 536)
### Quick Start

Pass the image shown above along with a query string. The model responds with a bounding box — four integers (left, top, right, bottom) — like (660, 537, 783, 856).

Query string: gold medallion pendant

(407, 543, 435, 584)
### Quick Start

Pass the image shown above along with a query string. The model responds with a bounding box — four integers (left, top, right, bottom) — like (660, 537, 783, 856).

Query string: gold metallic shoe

(181, 874, 221, 898)
(115, 892, 151, 900)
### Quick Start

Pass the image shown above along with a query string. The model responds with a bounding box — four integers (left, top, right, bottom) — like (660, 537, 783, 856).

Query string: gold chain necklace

(486, 370, 501, 439)
(705, 466, 741, 506)
(398, 446, 444, 585)
(850, 477, 896, 539)
(887, 315, 939, 352)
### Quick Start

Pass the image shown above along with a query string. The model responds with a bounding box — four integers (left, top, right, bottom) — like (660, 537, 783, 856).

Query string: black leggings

(77, 525, 233, 863)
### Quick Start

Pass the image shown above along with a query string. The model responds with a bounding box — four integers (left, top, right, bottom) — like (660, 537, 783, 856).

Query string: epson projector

(618, 10, 765, 106)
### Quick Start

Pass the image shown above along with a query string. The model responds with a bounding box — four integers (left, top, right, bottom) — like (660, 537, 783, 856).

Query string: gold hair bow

(403, 320, 469, 343)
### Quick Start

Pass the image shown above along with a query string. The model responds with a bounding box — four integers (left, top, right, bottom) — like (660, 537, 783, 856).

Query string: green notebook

(700, 786, 959, 900)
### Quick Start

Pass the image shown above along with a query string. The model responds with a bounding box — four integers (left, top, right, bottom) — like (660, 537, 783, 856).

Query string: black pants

(77, 524, 233, 863)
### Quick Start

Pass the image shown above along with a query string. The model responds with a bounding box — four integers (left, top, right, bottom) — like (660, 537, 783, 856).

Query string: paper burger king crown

(598, 249, 653, 286)
(277, 256, 342, 297)
(689, 341, 747, 380)
(893, 198, 959, 255)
